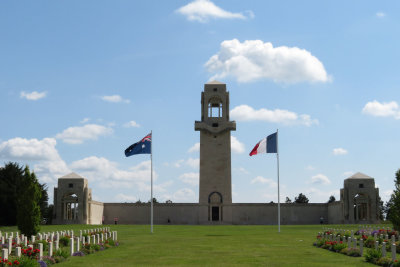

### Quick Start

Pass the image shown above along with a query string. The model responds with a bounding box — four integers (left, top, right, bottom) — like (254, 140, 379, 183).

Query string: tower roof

(346, 172, 373, 179)
(206, 80, 225, 85)
(60, 172, 85, 179)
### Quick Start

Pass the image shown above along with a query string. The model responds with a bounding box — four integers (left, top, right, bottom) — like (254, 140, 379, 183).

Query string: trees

(386, 169, 400, 230)
(16, 166, 42, 236)
(285, 197, 292, 203)
(0, 162, 24, 225)
(327, 195, 336, 203)
(294, 193, 309, 203)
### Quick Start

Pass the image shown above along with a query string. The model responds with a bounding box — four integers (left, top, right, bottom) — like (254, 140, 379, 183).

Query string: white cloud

(80, 118, 90, 124)
(20, 91, 47, 100)
(333, 148, 348, 155)
(179, 172, 199, 186)
(168, 188, 196, 202)
(343, 171, 353, 177)
(188, 143, 200, 153)
(250, 176, 277, 188)
(70, 157, 154, 183)
(362, 100, 400, 119)
(310, 174, 331, 185)
(205, 39, 330, 84)
(305, 165, 315, 171)
(173, 158, 199, 169)
(230, 105, 318, 126)
(115, 193, 137, 203)
(376, 12, 386, 18)
(176, 0, 251, 23)
(0, 137, 69, 184)
(55, 124, 113, 144)
(101, 95, 130, 103)
(123, 120, 141, 128)
(231, 136, 245, 154)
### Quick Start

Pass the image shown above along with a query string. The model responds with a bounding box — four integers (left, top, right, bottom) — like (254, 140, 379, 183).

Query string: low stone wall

(101, 202, 335, 225)
(327, 201, 344, 224)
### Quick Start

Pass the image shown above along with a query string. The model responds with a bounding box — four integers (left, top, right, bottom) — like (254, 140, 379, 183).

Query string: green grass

(0, 224, 384, 266)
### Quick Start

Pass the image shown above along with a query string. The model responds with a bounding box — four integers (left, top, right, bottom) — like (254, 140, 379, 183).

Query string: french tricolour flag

(249, 132, 278, 156)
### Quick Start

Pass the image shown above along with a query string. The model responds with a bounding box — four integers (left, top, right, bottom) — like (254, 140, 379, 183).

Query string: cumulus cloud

(343, 171, 354, 177)
(115, 193, 137, 203)
(0, 137, 69, 184)
(176, 0, 252, 23)
(362, 100, 400, 119)
(188, 143, 200, 153)
(230, 105, 318, 126)
(55, 124, 113, 144)
(80, 118, 90, 124)
(305, 165, 315, 171)
(310, 174, 331, 185)
(250, 176, 277, 188)
(20, 91, 47, 100)
(333, 148, 348, 155)
(179, 172, 199, 186)
(123, 121, 140, 128)
(231, 136, 245, 154)
(101, 95, 130, 103)
(205, 39, 330, 84)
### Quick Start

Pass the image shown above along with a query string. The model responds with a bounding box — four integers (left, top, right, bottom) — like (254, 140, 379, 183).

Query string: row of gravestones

(320, 231, 397, 261)
(323, 226, 400, 240)
(1, 228, 117, 261)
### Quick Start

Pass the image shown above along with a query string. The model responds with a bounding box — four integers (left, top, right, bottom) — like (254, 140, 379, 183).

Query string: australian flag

(124, 133, 152, 157)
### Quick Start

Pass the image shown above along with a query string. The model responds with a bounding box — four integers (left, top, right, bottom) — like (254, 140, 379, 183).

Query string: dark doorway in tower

(212, 206, 219, 221)
(208, 191, 222, 222)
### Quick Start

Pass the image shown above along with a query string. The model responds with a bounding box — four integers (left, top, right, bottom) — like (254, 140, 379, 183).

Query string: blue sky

(1, 0, 399, 204)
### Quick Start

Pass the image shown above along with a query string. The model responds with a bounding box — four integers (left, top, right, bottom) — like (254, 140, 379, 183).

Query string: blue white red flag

(249, 132, 277, 156)
(125, 133, 152, 157)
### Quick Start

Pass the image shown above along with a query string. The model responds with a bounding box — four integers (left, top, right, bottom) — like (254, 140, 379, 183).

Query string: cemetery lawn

(0, 224, 375, 266)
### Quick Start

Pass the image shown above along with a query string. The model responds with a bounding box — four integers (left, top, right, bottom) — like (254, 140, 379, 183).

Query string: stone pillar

(15, 247, 21, 257)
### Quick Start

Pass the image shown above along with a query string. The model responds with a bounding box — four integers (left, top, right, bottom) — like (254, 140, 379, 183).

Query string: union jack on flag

(125, 133, 152, 157)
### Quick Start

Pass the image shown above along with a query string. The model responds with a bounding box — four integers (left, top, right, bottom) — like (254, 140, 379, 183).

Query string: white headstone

(360, 239, 364, 256)
(82, 236, 86, 244)
(24, 236, 27, 247)
(96, 234, 100, 244)
(392, 243, 397, 261)
(8, 237, 12, 253)
(2, 248, 8, 260)
(38, 243, 43, 260)
(55, 240, 59, 251)
(375, 241, 379, 250)
(49, 241, 53, 257)
(76, 237, 80, 252)
(31, 235, 35, 243)
(381, 242, 386, 257)
(15, 247, 21, 257)
(1, 236, 4, 245)
(70, 238, 74, 255)
(92, 235, 95, 244)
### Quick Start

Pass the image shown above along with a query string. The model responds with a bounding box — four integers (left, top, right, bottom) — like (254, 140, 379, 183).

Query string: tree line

(0, 162, 53, 236)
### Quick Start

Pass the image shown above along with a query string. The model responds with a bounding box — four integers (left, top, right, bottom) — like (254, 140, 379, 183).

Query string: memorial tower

(195, 81, 236, 222)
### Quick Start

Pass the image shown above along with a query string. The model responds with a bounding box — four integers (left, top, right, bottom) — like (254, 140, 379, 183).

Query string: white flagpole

(150, 130, 153, 234)
(277, 129, 280, 233)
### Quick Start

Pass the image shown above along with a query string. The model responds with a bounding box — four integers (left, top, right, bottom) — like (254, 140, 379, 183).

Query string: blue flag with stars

(125, 133, 151, 157)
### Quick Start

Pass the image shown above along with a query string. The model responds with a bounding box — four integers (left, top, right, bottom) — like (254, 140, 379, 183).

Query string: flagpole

(150, 130, 153, 234)
(277, 129, 280, 233)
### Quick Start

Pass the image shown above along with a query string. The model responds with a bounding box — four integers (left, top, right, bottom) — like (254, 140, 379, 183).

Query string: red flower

(8, 262, 12, 266)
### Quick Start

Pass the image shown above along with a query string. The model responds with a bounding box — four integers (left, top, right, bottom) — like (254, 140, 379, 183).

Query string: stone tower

(195, 81, 236, 222)
(340, 172, 380, 224)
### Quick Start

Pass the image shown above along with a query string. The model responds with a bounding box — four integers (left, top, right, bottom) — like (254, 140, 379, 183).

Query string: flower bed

(314, 227, 400, 267)
(0, 228, 119, 267)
